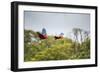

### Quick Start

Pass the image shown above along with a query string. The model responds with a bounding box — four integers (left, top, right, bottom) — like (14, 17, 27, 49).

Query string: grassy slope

(24, 35, 90, 62)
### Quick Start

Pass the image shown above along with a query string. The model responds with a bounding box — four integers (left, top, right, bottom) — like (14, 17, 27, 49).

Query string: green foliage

(79, 38, 90, 59)
(24, 30, 31, 43)
(32, 42, 73, 61)
(24, 30, 90, 62)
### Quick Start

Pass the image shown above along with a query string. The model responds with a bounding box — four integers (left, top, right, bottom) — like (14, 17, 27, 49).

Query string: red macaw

(37, 32, 48, 39)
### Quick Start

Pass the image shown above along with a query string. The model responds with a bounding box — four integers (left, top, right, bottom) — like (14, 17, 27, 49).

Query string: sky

(24, 11, 90, 39)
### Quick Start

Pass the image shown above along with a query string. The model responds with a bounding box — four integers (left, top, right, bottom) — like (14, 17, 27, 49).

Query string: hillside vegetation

(24, 30, 90, 62)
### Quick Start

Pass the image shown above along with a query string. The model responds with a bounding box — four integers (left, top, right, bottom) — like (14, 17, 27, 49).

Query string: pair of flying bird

(37, 32, 64, 40)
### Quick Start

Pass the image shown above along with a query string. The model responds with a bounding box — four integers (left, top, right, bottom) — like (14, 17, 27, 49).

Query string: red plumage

(54, 36, 63, 40)
(37, 32, 47, 39)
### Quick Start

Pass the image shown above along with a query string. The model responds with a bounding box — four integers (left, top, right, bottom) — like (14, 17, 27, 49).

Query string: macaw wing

(38, 33, 47, 39)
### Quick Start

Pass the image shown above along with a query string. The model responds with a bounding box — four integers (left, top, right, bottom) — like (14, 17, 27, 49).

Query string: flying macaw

(37, 28, 48, 39)
(54, 33, 64, 40)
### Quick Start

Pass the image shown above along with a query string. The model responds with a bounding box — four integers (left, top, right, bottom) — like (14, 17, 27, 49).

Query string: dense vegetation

(24, 29, 90, 62)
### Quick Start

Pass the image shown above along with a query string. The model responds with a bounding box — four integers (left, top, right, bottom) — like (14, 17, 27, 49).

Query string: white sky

(24, 11, 90, 38)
